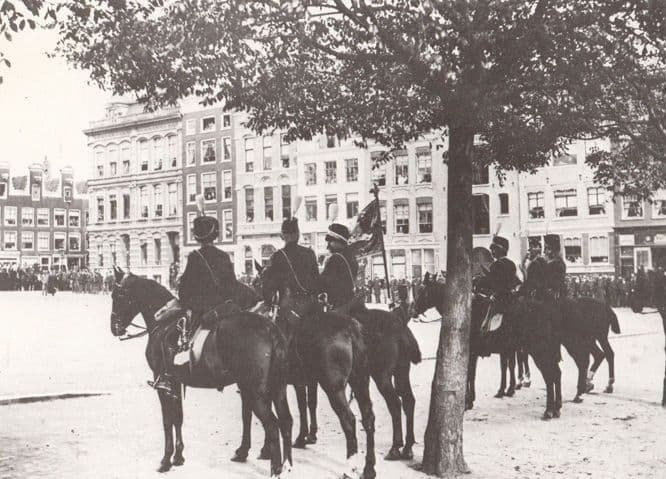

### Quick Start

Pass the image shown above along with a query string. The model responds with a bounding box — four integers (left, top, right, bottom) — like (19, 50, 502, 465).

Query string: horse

(109, 268, 293, 478)
(412, 276, 564, 420)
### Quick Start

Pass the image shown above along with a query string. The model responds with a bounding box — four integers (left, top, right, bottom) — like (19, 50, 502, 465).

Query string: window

(0, 180, 6, 199)
(4, 206, 16, 226)
(554, 189, 578, 217)
(241, 187, 254, 223)
(589, 235, 609, 263)
(187, 174, 197, 203)
(416, 148, 432, 183)
(346, 193, 359, 219)
(418, 199, 433, 233)
(394, 202, 410, 234)
(21, 207, 34, 226)
(69, 210, 80, 227)
(222, 137, 232, 161)
(31, 182, 40, 201)
(280, 134, 290, 167)
(264, 187, 274, 221)
(63, 186, 73, 203)
(553, 153, 577, 166)
(121, 143, 131, 174)
(372, 165, 386, 187)
(21, 231, 34, 250)
(564, 237, 582, 264)
(123, 193, 131, 219)
(54, 232, 65, 250)
(527, 191, 545, 219)
(69, 233, 80, 251)
(4, 231, 16, 250)
(185, 119, 196, 135)
(54, 208, 65, 226)
(391, 249, 407, 279)
(202, 116, 216, 132)
(140, 241, 148, 266)
(263, 136, 272, 170)
(412, 249, 422, 279)
(38, 232, 49, 251)
(245, 138, 255, 172)
(472, 164, 489, 185)
(394, 154, 409, 185)
(186, 142, 196, 165)
(222, 114, 231, 128)
(223, 171, 232, 201)
(472, 194, 490, 235)
(152, 137, 163, 170)
(154, 238, 161, 265)
(97, 197, 105, 222)
(187, 212, 197, 243)
(97, 242, 103, 266)
(109, 195, 117, 220)
(167, 183, 178, 216)
(499, 193, 509, 215)
(202, 139, 216, 163)
(202, 172, 217, 201)
(37, 208, 49, 227)
(168, 135, 178, 167)
(244, 246, 253, 275)
(345, 158, 358, 182)
(325, 161, 337, 184)
(139, 140, 149, 171)
(108, 146, 118, 176)
(305, 163, 317, 185)
(154, 185, 163, 217)
(282, 185, 291, 220)
(223, 210, 233, 241)
(587, 187, 606, 215)
(424, 248, 436, 273)
(140, 186, 149, 218)
(325, 195, 338, 220)
(652, 191, 666, 217)
(326, 133, 336, 148)
(95, 147, 104, 177)
(622, 195, 643, 218)
(305, 197, 317, 221)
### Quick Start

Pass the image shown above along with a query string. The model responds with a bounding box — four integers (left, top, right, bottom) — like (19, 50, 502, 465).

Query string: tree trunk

(421, 126, 474, 476)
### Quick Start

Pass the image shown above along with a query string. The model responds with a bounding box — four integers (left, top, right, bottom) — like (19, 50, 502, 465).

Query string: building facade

(0, 162, 88, 270)
(85, 102, 183, 284)
(613, 189, 666, 275)
(181, 104, 237, 265)
(517, 139, 615, 275)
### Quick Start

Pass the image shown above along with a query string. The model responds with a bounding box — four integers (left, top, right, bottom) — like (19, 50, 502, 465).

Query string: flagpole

(371, 183, 393, 305)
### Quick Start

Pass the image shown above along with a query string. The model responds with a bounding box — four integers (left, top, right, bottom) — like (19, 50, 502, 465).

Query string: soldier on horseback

(521, 237, 548, 300)
(149, 212, 237, 398)
(543, 234, 567, 301)
(320, 222, 360, 312)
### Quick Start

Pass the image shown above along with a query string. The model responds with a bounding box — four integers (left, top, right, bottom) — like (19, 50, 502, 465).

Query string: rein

(119, 321, 150, 341)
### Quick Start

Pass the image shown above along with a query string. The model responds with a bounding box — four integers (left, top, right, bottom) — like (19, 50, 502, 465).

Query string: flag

(350, 198, 384, 255)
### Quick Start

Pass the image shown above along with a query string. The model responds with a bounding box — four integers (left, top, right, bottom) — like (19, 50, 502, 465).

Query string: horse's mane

(125, 274, 174, 309)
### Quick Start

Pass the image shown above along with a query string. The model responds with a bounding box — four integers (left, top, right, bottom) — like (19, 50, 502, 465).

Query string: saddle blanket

(173, 327, 211, 366)
(480, 313, 503, 334)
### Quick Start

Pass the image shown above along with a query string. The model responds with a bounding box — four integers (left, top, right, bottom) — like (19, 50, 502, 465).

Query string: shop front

(615, 226, 666, 276)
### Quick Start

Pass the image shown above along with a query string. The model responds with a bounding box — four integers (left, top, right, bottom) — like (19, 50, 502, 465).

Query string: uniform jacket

(485, 256, 520, 297)
(522, 256, 547, 299)
(178, 244, 236, 314)
(263, 242, 321, 301)
(320, 247, 358, 308)
(544, 256, 567, 300)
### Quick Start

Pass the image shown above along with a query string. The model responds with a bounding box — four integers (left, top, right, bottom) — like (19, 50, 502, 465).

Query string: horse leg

(157, 390, 175, 473)
(306, 380, 318, 444)
(348, 373, 377, 479)
(172, 389, 185, 466)
(323, 386, 360, 478)
(251, 394, 282, 478)
(522, 351, 531, 387)
(293, 384, 309, 448)
(232, 390, 252, 462)
(516, 351, 523, 390)
(506, 352, 516, 397)
(466, 354, 478, 410)
(495, 354, 506, 398)
(587, 341, 605, 392)
(373, 373, 403, 461)
(552, 363, 563, 418)
(570, 348, 589, 403)
(395, 362, 415, 460)
(598, 337, 616, 393)
(531, 354, 554, 420)
(273, 386, 293, 471)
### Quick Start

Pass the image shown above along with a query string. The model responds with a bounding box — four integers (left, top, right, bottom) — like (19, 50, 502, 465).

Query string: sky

(0, 28, 111, 179)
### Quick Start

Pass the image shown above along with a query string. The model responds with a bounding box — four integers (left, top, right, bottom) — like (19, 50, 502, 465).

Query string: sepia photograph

(0, 1, 665, 478)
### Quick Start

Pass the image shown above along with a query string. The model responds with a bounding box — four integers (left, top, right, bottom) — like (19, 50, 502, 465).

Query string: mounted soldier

(320, 221, 360, 313)
(521, 237, 548, 300)
(543, 234, 567, 301)
(149, 198, 238, 398)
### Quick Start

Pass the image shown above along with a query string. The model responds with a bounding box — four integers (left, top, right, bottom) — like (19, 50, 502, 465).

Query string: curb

(0, 392, 110, 406)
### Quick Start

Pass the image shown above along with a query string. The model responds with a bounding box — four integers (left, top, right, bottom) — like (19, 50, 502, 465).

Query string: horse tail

(607, 306, 621, 334)
(403, 327, 422, 364)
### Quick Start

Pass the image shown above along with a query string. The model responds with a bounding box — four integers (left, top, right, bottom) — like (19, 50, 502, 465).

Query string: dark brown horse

(110, 269, 292, 478)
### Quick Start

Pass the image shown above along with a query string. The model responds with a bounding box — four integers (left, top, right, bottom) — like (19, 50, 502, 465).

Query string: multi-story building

(613, 189, 666, 275)
(0, 162, 88, 270)
(517, 139, 615, 275)
(235, 114, 297, 276)
(181, 104, 237, 264)
(85, 101, 183, 284)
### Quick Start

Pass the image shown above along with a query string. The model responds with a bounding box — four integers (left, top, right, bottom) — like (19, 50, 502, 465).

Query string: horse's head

(110, 267, 141, 336)
(411, 272, 441, 318)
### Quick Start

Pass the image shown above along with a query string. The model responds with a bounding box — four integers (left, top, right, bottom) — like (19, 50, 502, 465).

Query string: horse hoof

(401, 447, 414, 460)
(384, 447, 402, 461)
(573, 396, 583, 404)
(258, 449, 271, 460)
(494, 391, 504, 399)
(541, 410, 554, 421)
(305, 433, 317, 445)
(157, 461, 172, 473)
(465, 401, 474, 411)
(553, 409, 561, 419)
(515, 383, 522, 390)
(292, 438, 308, 449)
(523, 380, 531, 388)
(506, 388, 515, 397)
(604, 385, 613, 394)
(172, 456, 185, 466)
(231, 451, 248, 463)
(585, 381, 595, 393)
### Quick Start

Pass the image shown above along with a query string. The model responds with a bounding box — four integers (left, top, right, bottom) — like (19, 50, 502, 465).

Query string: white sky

(0, 28, 110, 179)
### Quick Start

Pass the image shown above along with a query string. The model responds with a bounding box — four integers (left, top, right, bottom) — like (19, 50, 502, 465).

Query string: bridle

(112, 281, 153, 341)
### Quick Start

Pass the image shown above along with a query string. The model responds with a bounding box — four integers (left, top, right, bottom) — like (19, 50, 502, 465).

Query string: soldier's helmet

(528, 237, 541, 249)
(490, 235, 509, 254)
(325, 223, 351, 244)
(193, 216, 219, 243)
(281, 217, 299, 236)
(544, 234, 561, 252)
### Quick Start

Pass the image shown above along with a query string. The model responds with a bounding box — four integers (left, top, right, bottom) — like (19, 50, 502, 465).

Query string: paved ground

(0, 292, 664, 478)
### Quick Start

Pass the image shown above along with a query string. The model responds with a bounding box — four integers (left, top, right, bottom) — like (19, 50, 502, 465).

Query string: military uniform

(320, 223, 359, 310)
(544, 256, 567, 300)
(263, 240, 321, 301)
(522, 255, 548, 300)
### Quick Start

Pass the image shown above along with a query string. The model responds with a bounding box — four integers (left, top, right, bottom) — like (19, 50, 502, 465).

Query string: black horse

(110, 268, 292, 478)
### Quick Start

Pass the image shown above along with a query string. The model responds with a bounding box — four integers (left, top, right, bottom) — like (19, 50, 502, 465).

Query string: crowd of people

(0, 264, 112, 293)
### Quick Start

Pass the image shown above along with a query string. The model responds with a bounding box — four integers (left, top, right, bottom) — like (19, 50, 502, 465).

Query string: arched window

(244, 246, 253, 275)
(152, 137, 164, 170)
(139, 139, 149, 171)
(94, 146, 105, 178)
(261, 244, 276, 267)
(107, 145, 118, 176)
(167, 135, 178, 168)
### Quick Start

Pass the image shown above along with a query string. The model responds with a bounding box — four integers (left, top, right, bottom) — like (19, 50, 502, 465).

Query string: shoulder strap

(194, 249, 221, 290)
(279, 249, 310, 295)
(333, 252, 355, 285)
